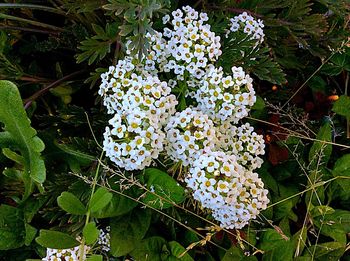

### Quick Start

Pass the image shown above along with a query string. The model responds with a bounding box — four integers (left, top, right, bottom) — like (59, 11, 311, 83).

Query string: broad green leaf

(35, 229, 79, 249)
(223, 246, 257, 261)
(24, 223, 37, 246)
(310, 205, 335, 218)
(110, 208, 151, 257)
(0, 80, 46, 195)
(333, 95, 350, 117)
(57, 192, 86, 215)
(90, 191, 138, 218)
(313, 209, 350, 244)
(251, 96, 266, 110)
(167, 241, 194, 261)
(83, 222, 99, 245)
(308, 122, 332, 168)
(0, 204, 25, 250)
(87, 255, 103, 261)
(332, 154, 350, 192)
(130, 236, 167, 261)
(89, 187, 113, 213)
(305, 242, 345, 260)
(259, 229, 294, 261)
(142, 168, 185, 209)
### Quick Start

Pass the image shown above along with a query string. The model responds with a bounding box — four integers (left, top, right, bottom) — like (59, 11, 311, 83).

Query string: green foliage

(220, 35, 286, 85)
(332, 154, 350, 192)
(76, 23, 119, 65)
(103, 0, 170, 57)
(57, 192, 87, 215)
(0, 0, 349, 260)
(222, 246, 257, 261)
(142, 168, 186, 209)
(0, 80, 46, 198)
(35, 230, 80, 249)
(110, 208, 151, 256)
(90, 189, 138, 218)
(321, 47, 350, 76)
(308, 122, 332, 168)
(88, 187, 113, 212)
(0, 205, 25, 250)
(83, 222, 99, 245)
(333, 95, 350, 117)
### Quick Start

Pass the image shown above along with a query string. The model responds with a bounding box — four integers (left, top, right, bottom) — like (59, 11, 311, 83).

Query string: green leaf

(312, 209, 350, 244)
(110, 208, 151, 257)
(87, 255, 103, 261)
(130, 236, 167, 261)
(223, 246, 257, 261)
(35, 229, 79, 249)
(305, 242, 345, 260)
(89, 187, 113, 213)
(259, 229, 294, 261)
(333, 95, 350, 117)
(54, 140, 95, 165)
(83, 222, 99, 245)
(168, 241, 194, 261)
(0, 204, 25, 250)
(332, 154, 350, 192)
(142, 168, 185, 209)
(90, 191, 138, 218)
(76, 23, 118, 65)
(251, 96, 266, 110)
(57, 192, 86, 215)
(308, 122, 332, 168)
(0, 80, 46, 195)
(24, 223, 37, 246)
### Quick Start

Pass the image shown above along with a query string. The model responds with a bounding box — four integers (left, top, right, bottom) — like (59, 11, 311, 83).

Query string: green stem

(79, 151, 104, 261)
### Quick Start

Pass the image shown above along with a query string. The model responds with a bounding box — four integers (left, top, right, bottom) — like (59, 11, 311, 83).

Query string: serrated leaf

(35, 230, 79, 249)
(110, 208, 151, 257)
(89, 187, 113, 213)
(83, 222, 99, 245)
(142, 168, 185, 209)
(57, 192, 86, 215)
(0, 80, 46, 195)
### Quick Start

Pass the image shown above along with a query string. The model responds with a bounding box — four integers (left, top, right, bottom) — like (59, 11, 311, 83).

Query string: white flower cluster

(161, 6, 222, 80)
(228, 12, 265, 44)
(99, 6, 269, 229)
(42, 245, 90, 261)
(165, 107, 217, 166)
(216, 122, 265, 170)
(100, 57, 178, 170)
(97, 226, 111, 252)
(98, 57, 177, 121)
(185, 151, 269, 229)
(193, 66, 256, 123)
